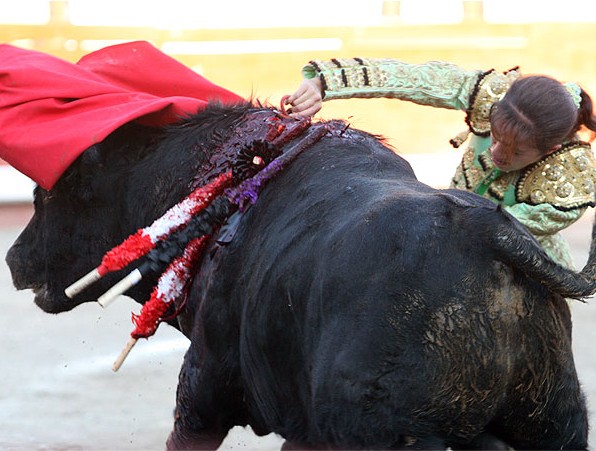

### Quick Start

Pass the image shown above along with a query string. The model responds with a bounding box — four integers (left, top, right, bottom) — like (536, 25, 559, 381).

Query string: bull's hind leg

(166, 347, 246, 450)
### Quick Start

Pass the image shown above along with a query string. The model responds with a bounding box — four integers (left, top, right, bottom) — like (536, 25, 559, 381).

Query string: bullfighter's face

(489, 130, 559, 172)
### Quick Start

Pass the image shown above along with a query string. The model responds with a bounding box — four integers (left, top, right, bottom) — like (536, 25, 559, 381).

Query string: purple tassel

(226, 158, 285, 211)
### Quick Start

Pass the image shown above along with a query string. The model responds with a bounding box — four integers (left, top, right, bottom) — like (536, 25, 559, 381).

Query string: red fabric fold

(0, 40, 244, 189)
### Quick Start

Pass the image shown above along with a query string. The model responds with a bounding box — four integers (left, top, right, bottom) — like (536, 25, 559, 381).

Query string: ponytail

(577, 88, 596, 136)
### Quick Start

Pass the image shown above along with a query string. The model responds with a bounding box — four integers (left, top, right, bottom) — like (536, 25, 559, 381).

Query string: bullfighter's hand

(285, 77, 323, 118)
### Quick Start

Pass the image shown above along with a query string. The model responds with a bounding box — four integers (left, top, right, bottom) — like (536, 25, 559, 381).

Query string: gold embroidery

(460, 147, 484, 190)
(487, 172, 518, 201)
(467, 69, 521, 136)
(516, 142, 596, 210)
(451, 147, 519, 201)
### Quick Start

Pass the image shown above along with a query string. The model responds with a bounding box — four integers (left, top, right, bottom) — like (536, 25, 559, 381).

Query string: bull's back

(192, 132, 583, 446)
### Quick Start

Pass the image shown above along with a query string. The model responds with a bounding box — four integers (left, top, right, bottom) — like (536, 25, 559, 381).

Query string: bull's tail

(490, 206, 596, 300)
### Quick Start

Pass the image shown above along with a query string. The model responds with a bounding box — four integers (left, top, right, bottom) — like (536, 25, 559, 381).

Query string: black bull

(6, 102, 596, 450)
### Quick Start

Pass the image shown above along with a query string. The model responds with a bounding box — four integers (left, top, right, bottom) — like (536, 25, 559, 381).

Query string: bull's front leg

(166, 344, 246, 450)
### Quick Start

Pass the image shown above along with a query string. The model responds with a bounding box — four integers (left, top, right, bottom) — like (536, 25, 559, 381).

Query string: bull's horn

(492, 208, 596, 300)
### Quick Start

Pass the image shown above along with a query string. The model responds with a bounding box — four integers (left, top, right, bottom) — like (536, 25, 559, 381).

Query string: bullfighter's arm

(301, 58, 481, 110)
(505, 203, 585, 236)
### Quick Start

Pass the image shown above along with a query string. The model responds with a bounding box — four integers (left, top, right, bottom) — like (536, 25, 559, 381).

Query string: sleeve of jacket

(504, 202, 585, 236)
(302, 58, 481, 111)
(504, 202, 584, 268)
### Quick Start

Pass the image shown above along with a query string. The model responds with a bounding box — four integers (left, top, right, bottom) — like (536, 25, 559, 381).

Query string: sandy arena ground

(1, 202, 595, 450)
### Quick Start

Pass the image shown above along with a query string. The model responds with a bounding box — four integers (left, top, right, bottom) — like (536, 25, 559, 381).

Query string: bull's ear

(79, 145, 104, 173)
(77, 145, 105, 202)
(56, 145, 105, 202)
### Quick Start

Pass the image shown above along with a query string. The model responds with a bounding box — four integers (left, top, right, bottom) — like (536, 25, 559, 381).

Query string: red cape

(0, 41, 244, 189)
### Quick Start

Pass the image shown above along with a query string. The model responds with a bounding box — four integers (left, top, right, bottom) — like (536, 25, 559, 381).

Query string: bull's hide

(6, 102, 596, 450)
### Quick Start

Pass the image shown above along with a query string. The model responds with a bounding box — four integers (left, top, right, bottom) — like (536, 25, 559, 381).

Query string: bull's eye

(40, 192, 55, 205)
(33, 187, 55, 208)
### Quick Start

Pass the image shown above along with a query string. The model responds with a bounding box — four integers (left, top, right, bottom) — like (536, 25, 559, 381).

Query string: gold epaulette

(466, 68, 521, 136)
(516, 142, 596, 210)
